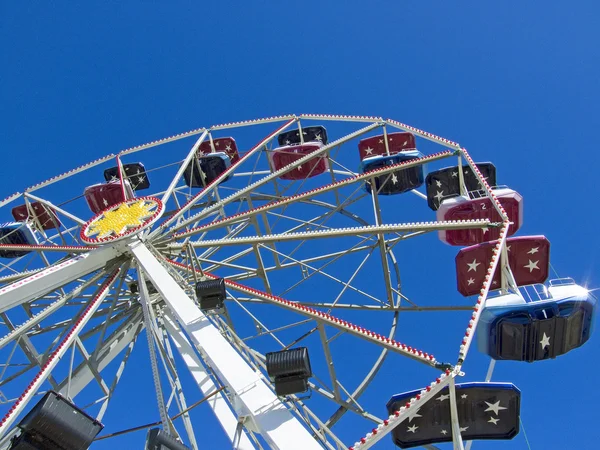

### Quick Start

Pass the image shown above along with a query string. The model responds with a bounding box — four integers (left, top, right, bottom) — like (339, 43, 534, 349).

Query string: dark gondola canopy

(386, 382, 521, 448)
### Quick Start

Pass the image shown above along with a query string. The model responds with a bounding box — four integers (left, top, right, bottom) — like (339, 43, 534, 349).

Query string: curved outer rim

(0, 114, 485, 449)
(80, 196, 164, 245)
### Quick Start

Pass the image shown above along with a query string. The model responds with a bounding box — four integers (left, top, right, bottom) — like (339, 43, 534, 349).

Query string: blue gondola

(183, 152, 232, 188)
(0, 222, 39, 258)
(386, 382, 520, 448)
(477, 280, 596, 362)
(359, 150, 424, 195)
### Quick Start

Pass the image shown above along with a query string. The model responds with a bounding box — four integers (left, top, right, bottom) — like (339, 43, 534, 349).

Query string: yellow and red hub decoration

(80, 196, 163, 244)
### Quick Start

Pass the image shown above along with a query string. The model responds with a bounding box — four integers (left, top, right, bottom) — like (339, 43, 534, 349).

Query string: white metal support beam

(0, 269, 111, 352)
(24, 192, 86, 226)
(170, 219, 495, 250)
(137, 268, 171, 430)
(131, 242, 322, 450)
(159, 130, 209, 209)
(162, 312, 255, 450)
(156, 318, 200, 450)
(0, 246, 120, 314)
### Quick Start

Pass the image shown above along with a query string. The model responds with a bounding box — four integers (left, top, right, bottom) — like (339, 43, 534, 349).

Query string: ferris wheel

(0, 114, 594, 450)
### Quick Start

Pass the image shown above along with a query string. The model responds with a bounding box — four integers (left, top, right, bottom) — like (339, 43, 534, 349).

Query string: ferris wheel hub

(80, 196, 163, 244)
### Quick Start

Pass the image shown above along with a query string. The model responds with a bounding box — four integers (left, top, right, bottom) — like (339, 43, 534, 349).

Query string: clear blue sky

(1, 2, 599, 449)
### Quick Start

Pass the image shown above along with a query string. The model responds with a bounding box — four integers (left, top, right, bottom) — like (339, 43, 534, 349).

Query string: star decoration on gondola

(425, 163, 497, 212)
(484, 400, 507, 415)
(387, 383, 520, 448)
(456, 236, 551, 297)
(524, 260, 540, 272)
(467, 259, 481, 272)
(540, 332, 551, 349)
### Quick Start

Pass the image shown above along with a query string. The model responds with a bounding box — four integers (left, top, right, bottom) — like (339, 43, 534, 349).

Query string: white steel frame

(0, 113, 525, 449)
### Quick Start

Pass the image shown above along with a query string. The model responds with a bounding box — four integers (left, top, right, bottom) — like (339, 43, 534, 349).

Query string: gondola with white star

(425, 162, 497, 210)
(198, 137, 240, 163)
(437, 187, 523, 246)
(84, 179, 135, 214)
(386, 382, 521, 448)
(357, 132, 425, 195)
(104, 162, 150, 191)
(278, 125, 328, 146)
(269, 142, 329, 180)
(359, 151, 425, 195)
(456, 235, 550, 296)
(357, 132, 416, 160)
(477, 279, 596, 361)
(11, 202, 61, 231)
(183, 151, 232, 187)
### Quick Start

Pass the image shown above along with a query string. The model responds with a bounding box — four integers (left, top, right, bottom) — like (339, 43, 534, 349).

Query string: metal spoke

(174, 219, 495, 249)
(137, 266, 172, 432)
(0, 266, 122, 437)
